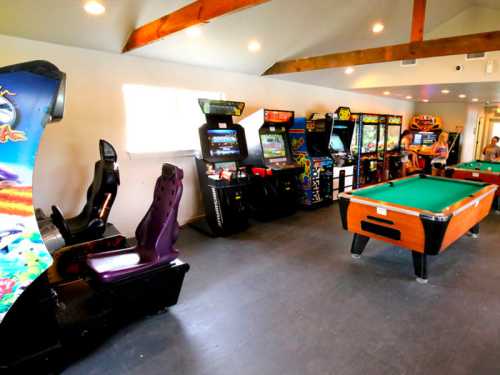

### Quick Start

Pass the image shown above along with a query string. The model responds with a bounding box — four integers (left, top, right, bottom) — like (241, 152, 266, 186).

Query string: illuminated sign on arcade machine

(289, 113, 334, 207)
(193, 99, 251, 236)
(0, 61, 65, 326)
(327, 107, 356, 199)
(241, 109, 303, 220)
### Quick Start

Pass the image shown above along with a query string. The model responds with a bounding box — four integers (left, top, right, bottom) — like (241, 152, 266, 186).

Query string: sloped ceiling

(0, 0, 499, 98)
(0, 0, 480, 74)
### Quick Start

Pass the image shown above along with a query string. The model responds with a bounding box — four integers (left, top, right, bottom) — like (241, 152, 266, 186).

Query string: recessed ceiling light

(459, 94, 467, 99)
(383, 91, 391, 96)
(248, 40, 261, 53)
(345, 66, 355, 75)
(372, 22, 385, 34)
(405, 95, 413, 100)
(83, 0, 106, 15)
(185, 25, 202, 38)
(441, 89, 450, 94)
(472, 98, 479, 102)
(422, 99, 429, 103)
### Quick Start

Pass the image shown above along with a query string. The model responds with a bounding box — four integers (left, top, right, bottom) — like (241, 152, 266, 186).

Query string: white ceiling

(0, 0, 499, 97)
(352, 81, 500, 104)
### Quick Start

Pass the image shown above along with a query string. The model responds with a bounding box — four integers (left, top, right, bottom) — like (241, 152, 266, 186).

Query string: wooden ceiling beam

(411, 0, 427, 42)
(123, 0, 270, 53)
(262, 31, 500, 76)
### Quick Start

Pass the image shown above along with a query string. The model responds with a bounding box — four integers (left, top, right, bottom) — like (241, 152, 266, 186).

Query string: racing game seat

(86, 163, 183, 283)
(51, 139, 120, 245)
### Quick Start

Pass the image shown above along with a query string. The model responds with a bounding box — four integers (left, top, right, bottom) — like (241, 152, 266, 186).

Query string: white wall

(414, 102, 485, 161)
(0, 34, 414, 236)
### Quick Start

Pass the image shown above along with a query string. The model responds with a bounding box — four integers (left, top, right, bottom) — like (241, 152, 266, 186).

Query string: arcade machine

(409, 115, 443, 173)
(192, 99, 251, 236)
(241, 109, 303, 220)
(380, 114, 403, 180)
(327, 107, 356, 199)
(288, 113, 334, 208)
(0, 61, 189, 371)
(351, 113, 381, 187)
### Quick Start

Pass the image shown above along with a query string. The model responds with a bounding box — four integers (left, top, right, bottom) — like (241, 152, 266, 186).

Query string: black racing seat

(51, 139, 120, 245)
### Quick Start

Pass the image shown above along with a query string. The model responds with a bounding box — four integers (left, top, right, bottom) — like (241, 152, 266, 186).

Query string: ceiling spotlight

(345, 66, 355, 75)
(83, 0, 106, 15)
(459, 94, 467, 99)
(383, 91, 391, 96)
(405, 95, 413, 100)
(185, 25, 202, 38)
(441, 89, 450, 94)
(422, 99, 429, 103)
(248, 40, 261, 53)
(372, 22, 385, 34)
(472, 98, 479, 102)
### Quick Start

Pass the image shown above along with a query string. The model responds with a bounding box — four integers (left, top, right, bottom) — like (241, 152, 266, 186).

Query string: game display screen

(330, 133, 346, 153)
(412, 133, 423, 146)
(386, 125, 401, 151)
(260, 133, 286, 159)
(362, 124, 378, 153)
(378, 124, 386, 152)
(422, 132, 437, 146)
(207, 129, 240, 157)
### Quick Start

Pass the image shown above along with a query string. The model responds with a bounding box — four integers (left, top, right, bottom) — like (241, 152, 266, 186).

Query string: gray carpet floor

(64, 204, 500, 375)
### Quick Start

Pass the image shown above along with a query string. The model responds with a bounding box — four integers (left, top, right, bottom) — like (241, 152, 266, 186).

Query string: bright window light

(123, 84, 224, 154)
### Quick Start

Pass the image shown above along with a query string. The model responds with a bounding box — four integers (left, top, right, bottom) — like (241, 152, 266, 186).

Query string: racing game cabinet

(0, 60, 66, 370)
(241, 109, 303, 220)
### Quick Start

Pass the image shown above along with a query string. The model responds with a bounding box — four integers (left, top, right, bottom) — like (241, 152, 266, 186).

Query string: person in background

(431, 131, 449, 176)
(482, 136, 500, 161)
(400, 130, 420, 170)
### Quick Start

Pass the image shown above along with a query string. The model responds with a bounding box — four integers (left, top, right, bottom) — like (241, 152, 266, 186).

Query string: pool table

(339, 174, 497, 283)
(446, 160, 500, 211)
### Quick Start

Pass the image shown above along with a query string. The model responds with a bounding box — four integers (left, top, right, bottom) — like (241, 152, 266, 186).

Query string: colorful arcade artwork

(0, 61, 65, 323)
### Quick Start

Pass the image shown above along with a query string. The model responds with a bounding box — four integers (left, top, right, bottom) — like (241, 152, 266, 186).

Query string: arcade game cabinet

(193, 99, 251, 236)
(379, 115, 403, 180)
(409, 115, 443, 173)
(37, 139, 120, 251)
(327, 107, 356, 199)
(289, 113, 334, 208)
(0, 61, 189, 372)
(351, 113, 381, 187)
(241, 109, 303, 220)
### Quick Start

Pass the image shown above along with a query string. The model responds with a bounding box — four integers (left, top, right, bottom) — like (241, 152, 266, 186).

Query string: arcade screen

(330, 133, 346, 153)
(386, 125, 401, 151)
(207, 129, 240, 157)
(378, 124, 386, 152)
(362, 124, 378, 153)
(412, 132, 423, 146)
(260, 133, 286, 159)
(422, 132, 437, 146)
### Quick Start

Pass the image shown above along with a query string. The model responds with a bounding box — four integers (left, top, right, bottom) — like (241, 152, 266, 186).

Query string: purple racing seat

(86, 163, 183, 283)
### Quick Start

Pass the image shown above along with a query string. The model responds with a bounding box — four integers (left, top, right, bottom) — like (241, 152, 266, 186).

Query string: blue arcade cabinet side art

(289, 114, 334, 208)
(0, 61, 65, 324)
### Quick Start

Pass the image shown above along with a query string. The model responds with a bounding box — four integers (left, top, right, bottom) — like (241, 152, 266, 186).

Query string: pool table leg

(412, 251, 428, 284)
(493, 196, 500, 214)
(468, 224, 480, 239)
(351, 234, 369, 259)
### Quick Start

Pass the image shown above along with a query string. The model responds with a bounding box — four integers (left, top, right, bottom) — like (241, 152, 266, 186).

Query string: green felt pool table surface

(456, 161, 500, 173)
(352, 176, 486, 212)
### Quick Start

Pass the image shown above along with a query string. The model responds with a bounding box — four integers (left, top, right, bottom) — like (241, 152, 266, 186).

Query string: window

(123, 84, 224, 155)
